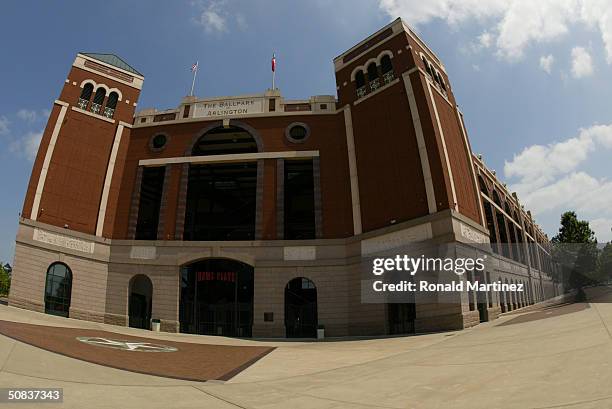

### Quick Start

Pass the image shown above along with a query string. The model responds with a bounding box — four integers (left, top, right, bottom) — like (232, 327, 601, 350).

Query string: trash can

(151, 318, 161, 332)
(317, 325, 325, 340)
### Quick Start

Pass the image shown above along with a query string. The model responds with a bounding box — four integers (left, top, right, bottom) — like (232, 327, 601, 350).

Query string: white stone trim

(132, 109, 338, 128)
(74, 54, 144, 90)
(426, 80, 458, 211)
(138, 150, 320, 167)
(31, 102, 69, 220)
(71, 106, 115, 124)
(481, 193, 522, 230)
(80, 79, 96, 89)
(33, 227, 94, 254)
(361, 223, 433, 255)
(402, 71, 437, 214)
(334, 19, 404, 70)
(96, 123, 125, 236)
(283, 246, 316, 261)
(107, 87, 123, 101)
(349, 50, 395, 81)
(457, 109, 485, 226)
(94, 83, 110, 94)
(343, 105, 362, 235)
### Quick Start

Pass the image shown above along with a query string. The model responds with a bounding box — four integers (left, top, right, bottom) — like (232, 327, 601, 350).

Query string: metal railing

(103, 107, 115, 119)
(356, 86, 367, 98)
(383, 71, 395, 84)
(77, 98, 89, 110)
(369, 78, 380, 91)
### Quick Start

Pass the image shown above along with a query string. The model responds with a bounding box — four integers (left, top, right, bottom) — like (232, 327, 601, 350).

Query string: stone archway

(179, 258, 254, 337)
(129, 274, 152, 329)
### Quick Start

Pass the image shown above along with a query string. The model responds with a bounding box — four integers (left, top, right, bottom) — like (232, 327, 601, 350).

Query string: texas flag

(271, 53, 276, 72)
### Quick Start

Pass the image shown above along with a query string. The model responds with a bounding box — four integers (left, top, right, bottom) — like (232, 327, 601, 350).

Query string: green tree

(551, 211, 599, 289)
(598, 243, 612, 283)
(0, 263, 10, 296)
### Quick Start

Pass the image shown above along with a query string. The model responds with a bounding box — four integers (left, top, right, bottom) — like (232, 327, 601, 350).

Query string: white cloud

(590, 218, 612, 243)
(540, 54, 554, 74)
(378, 0, 612, 63)
(505, 123, 612, 242)
(571, 46, 594, 78)
(16, 109, 38, 122)
(0, 116, 8, 135)
(9, 130, 43, 161)
(16, 109, 50, 123)
(192, 1, 246, 34)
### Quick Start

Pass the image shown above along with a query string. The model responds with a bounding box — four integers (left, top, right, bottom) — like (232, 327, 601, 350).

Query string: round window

(150, 134, 168, 151)
(285, 123, 310, 143)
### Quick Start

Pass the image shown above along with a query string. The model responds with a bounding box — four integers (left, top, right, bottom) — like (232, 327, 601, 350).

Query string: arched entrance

(180, 258, 254, 337)
(129, 274, 152, 329)
(183, 126, 259, 241)
(44, 263, 72, 317)
(285, 277, 318, 338)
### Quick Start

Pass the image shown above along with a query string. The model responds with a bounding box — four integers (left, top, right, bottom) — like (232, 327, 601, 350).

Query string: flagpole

(271, 53, 276, 90)
(190, 61, 198, 96)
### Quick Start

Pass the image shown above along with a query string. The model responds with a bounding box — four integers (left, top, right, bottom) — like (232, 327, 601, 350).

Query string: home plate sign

(76, 337, 178, 352)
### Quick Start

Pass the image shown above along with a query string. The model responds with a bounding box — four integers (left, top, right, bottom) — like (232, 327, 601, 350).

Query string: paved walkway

(1, 290, 612, 408)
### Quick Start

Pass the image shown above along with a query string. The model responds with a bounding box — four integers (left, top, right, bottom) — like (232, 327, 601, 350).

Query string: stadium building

(9, 18, 561, 337)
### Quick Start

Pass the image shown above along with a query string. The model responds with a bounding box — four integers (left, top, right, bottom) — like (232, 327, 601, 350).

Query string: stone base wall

(70, 307, 106, 323)
(104, 313, 128, 327)
(8, 295, 44, 313)
(487, 306, 501, 321)
(462, 310, 481, 328)
(160, 319, 179, 333)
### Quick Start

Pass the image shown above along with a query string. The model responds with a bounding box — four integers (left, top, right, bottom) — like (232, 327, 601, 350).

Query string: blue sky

(1, 0, 611, 263)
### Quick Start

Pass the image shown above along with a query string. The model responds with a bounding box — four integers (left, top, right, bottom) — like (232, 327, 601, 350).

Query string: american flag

(191, 61, 198, 72)
(271, 53, 276, 72)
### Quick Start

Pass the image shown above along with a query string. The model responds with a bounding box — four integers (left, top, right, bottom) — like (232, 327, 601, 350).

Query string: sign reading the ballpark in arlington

(193, 96, 265, 118)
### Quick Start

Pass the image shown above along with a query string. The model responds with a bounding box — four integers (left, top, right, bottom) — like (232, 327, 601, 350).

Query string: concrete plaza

(1, 291, 611, 408)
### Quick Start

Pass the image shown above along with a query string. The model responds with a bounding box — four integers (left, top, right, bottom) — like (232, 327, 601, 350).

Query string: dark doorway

(180, 258, 254, 337)
(183, 126, 259, 241)
(284, 160, 315, 239)
(387, 303, 416, 335)
(129, 275, 152, 329)
(475, 271, 489, 322)
(285, 277, 317, 338)
(44, 263, 72, 318)
(135, 166, 166, 240)
(184, 163, 257, 241)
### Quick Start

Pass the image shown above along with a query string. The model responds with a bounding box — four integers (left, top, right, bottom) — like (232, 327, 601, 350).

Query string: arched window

(104, 91, 119, 118)
(421, 56, 431, 76)
(91, 88, 106, 114)
(367, 62, 380, 91)
(355, 70, 365, 88)
(78, 83, 94, 110)
(381, 55, 393, 74)
(285, 277, 317, 338)
(381, 55, 394, 84)
(355, 70, 366, 97)
(191, 126, 258, 156)
(483, 201, 497, 251)
(492, 190, 502, 208)
(185, 126, 259, 241)
(367, 62, 379, 80)
(478, 175, 488, 194)
(44, 262, 72, 317)
(129, 274, 153, 329)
